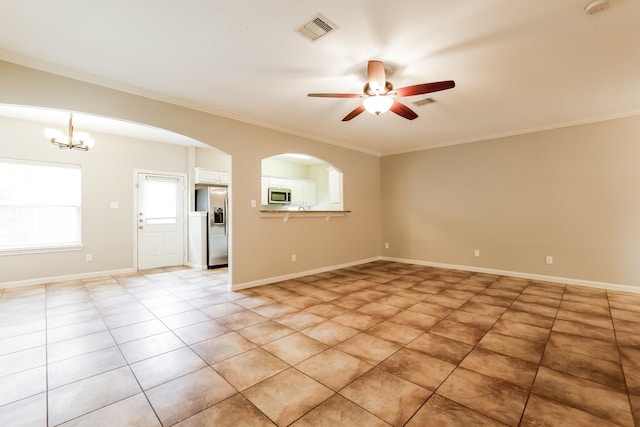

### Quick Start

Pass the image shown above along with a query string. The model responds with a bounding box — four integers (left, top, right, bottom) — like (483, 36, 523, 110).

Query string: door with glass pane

(137, 173, 184, 270)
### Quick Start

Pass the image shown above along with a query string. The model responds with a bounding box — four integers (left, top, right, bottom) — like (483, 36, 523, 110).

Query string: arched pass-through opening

(261, 153, 344, 211)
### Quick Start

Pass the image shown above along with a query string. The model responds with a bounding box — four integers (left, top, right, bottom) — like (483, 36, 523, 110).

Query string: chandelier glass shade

(363, 95, 393, 115)
(46, 114, 95, 151)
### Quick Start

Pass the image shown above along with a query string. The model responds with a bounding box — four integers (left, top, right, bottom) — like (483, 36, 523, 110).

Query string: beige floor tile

(48, 366, 141, 426)
(334, 333, 401, 365)
(46, 317, 108, 343)
(340, 368, 431, 426)
(174, 393, 275, 427)
(542, 346, 626, 390)
(547, 331, 619, 363)
(291, 394, 390, 427)
(555, 309, 613, 329)
(430, 319, 485, 345)
(365, 320, 422, 345)
(236, 320, 295, 345)
(332, 311, 384, 330)
(296, 348, 373, 391)
(532, 366, 634, 426)
(251, 302, 299, 319)
(0, 365, 47, 406)
(460, 347, 537, 389)
(476, 331, 545, 364)
(216, 310, 268, 330)
(446, 309, 498, 331)
(560, 300, 610, 316)
(262, 332, 327, 365)
(159, 309, 210, 329)
(499, 309, 554, 329)
(407, 332, 473, 364)
(379, 348, 455, 390)
(520, 394, 619, 427)
(212, 347, 288, 390)
(0, 392, 47, 427)
(0, 345, 45, 377)
(430, 293, 470, 307)
(58, 393, 161, 427)
(190, 331, 256, 364)
(304, 302, 349, 318)
(552, 318, 615, 342)
(173, 319, 231, 344)
(48, 346, 127, 389)
(244, 368, 333, 426)
(389, 310, 439, 330)
(118, 331, 184, 364)
(438, 367, 528, 426)
(300, 320, 360, 345)
(109, 319, 169, 344)
(273, 311, 326, 331)
(489, 319, 550, 344)
(130, 347, 207, 390)
(357, 301, 404, 318)
(145, 367, 236, 426)
(406, 394, 508, 426)
(616, 330, 640, 349)
(621, 346, 640, 369)
(409, 301, 454, 318)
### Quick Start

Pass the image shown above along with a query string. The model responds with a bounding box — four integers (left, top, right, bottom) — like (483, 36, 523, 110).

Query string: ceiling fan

(308, 60, 455, 121)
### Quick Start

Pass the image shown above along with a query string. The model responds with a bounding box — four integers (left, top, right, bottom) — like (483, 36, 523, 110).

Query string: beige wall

(381, 116, 640, 287)
(0, 61, 381, 287)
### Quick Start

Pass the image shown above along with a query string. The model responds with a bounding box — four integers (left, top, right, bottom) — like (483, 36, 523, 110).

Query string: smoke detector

(584, 0, 610, 15)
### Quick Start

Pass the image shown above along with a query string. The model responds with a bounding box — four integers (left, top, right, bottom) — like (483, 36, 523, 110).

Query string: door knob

(138, 225, 143, 229)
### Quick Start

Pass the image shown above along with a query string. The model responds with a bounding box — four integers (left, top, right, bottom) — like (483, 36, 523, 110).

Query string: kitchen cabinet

(288, 180, 304, 205)
(261, 177, 269, 205)
(303, 181, 317, 206)
(262, 176, 317, 207)
(195, 168, 229, 185)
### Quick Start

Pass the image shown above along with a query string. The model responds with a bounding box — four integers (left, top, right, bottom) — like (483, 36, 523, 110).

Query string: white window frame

(0, 158, 83, 255)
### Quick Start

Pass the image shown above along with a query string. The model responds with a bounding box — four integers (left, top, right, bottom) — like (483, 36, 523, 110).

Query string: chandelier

(45, 114, 95, 151)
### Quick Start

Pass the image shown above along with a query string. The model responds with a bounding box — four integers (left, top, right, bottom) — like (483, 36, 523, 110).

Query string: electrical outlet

(251, 199, 256, 208)
(474, 249, 480, 257)
(384, 243, 389, 249)
(86, 254, 93, 262)
(546, 256, 553, 265)
(291, 254, 297, 262)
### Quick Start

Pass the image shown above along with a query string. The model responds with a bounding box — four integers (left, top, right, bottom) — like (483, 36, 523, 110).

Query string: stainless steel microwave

(268, 187, 292, 204)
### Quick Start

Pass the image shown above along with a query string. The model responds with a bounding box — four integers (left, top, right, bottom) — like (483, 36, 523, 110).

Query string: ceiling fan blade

(308, 93, 363, 98)
(390, 101, 418, 120)
(394, 80, 455, 97)
(342, 105, 366, 121)
(367, 60, 386, 93)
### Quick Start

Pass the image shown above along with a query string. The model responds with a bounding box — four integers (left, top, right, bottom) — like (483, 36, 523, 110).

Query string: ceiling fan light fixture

(363, 96, 393, 115)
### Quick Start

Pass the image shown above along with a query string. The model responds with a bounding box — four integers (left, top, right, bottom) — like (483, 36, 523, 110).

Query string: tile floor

(1, 261, 639, 426)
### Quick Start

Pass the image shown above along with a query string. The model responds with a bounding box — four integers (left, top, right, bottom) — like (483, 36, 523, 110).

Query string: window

(0, 158, 82, 252)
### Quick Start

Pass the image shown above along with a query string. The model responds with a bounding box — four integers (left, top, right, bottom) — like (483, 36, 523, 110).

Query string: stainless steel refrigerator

(195, 186, 228, 267)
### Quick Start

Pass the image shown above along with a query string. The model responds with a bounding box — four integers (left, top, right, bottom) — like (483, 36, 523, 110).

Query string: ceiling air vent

(412, 97, 436, 107)
(297, 14, 337, 42)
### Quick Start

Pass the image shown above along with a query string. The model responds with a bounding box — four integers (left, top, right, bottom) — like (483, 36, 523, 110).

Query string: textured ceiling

(1, 0, 639, 155)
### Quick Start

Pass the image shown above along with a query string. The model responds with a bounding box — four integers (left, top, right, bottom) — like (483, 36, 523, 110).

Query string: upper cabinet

(195, 168, 229, 185)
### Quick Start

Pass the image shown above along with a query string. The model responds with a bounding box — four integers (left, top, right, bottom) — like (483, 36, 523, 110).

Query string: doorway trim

(133, 169, 188, 271)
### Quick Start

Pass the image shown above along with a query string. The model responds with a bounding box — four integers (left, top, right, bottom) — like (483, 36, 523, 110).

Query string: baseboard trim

(381, 256, 640, 294)
(232, 257, 381, 291)
(0, 268, 137, 289)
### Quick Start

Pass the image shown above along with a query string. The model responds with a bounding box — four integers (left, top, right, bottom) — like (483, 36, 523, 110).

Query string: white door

(137, 173, 185, 270)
